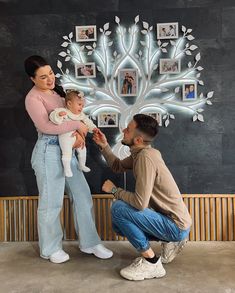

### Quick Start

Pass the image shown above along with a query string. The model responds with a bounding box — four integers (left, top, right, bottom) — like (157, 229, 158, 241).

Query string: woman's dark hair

(133, 114, 159, 139)
(24, 55, 65, 97)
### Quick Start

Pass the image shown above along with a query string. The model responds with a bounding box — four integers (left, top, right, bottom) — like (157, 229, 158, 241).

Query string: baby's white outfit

(49, 108, 96, 177)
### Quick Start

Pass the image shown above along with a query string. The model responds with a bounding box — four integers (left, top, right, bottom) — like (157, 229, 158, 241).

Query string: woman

(24, 55, 113, 263)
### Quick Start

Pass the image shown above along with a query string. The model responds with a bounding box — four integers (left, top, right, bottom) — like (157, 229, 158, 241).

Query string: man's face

(121, 120, 137, 146)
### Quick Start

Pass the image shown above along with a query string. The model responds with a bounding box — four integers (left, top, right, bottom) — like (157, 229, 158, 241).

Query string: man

(93, 114, 191, 281)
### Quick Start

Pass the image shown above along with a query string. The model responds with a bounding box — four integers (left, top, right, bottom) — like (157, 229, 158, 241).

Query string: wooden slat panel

(189, 197, 194, 241)
(227, 198, 232, 241)
(222, 198, 227, 241)
(233, 198, 235, 241)
(200, 198, 204, 241)
(205, 198, 209, 241)
(195, 198, 199, 240)
(0, 200, 4, 241)
(216, 198, 221, 241)
(210, 198, 215, 241)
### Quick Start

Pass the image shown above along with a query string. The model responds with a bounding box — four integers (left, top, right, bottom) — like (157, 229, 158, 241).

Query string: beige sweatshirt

(101, 144, 192, 230)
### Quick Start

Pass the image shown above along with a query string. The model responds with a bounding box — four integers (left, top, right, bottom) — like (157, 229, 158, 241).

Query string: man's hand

(102, 180, 116, 193)
(72, 132, 85, 149)
(93, 128, 108, 149)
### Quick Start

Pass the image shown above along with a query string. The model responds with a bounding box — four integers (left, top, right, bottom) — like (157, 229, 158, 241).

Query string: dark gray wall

(0, 0, 235, 196)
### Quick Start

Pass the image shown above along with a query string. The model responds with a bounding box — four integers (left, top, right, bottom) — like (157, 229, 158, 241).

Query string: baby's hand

(59, 111, 67, 117)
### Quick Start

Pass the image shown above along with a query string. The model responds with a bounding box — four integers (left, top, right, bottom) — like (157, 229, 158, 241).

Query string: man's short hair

(133, 114, 159, 140)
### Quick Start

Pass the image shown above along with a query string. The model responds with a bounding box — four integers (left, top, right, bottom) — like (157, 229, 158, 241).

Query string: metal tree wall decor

(56, 15, 214, 157)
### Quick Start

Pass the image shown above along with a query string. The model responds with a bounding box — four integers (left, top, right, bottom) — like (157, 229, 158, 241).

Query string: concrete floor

(0, 241, 234, 293)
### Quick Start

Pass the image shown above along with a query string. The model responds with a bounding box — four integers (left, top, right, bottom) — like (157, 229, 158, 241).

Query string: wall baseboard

(0, 194, 234, 241)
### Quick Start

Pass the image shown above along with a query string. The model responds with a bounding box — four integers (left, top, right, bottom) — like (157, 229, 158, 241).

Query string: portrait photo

(75, 25, 97, 42)
(159, 58, 181, 74)
(146, 112, 162, 126)
(75, 63, 96, 78)
(98, 112, 118, 128)
(118, 69, 138, 97)
(182, 83, 197, 101)
(157, 22, 178, 39)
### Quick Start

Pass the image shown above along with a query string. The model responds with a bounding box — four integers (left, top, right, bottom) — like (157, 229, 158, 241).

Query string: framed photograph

(157, 22, 178, 39)
(182, 83, 197, 101)
(75, 63, 96, 78)
(75, 25, 97, 42)
(146, 112, 162, 126)
(159, 58, 180, 74)
(98, 112, 118, 128)
(118, 69, 138, 97)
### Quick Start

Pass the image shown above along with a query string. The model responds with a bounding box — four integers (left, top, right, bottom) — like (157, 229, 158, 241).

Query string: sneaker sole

(50, 255, 70, 264)
(161, 241, 186, 264)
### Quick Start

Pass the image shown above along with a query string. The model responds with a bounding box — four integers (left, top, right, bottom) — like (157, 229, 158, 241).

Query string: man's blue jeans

(111, 200, 190, 252)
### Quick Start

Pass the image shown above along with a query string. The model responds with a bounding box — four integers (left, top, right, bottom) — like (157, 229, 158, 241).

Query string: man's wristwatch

(110, 186, 118, 195)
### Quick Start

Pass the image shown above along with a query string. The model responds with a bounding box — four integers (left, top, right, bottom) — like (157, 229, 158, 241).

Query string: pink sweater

(25, 86, 81, 135)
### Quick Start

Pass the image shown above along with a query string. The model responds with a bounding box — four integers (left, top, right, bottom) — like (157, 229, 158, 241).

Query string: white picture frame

(98, 112, 119, 128)
(182, 83, 197, 101)
(75, 63, 96, 78)
(159, 58, 181, 74)
(75, 25, 97, 42)
(157, 22, 179, 39)
(118, 69, 138, 97)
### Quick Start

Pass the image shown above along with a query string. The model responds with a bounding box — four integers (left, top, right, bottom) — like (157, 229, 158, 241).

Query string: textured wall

(0, 0, 234, 196)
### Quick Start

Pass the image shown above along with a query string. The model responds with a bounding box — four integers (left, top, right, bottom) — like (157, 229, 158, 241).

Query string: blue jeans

(111, 200, 190, 252)
(31, 134, 101, 257)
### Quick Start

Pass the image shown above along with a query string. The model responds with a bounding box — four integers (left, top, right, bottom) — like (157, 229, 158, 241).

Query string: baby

(49, 90, 97, 177)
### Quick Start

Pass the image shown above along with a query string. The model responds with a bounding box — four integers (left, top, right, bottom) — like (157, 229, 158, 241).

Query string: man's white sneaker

(80, 244, 113, 259)
(161, 238, 187, 264)
(40, 250, 70, 264)
(120, 257, 166, 281)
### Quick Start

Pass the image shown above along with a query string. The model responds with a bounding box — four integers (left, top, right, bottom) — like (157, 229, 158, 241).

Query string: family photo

(75, 25, 97, 42)
(97, 112, 118, 127)
(159, 58, 181, 74)
(182, 83, 197, 100)
(118, 69, 138, 96)
(157, 22, 178, 39)
(75, 63, 96, 78)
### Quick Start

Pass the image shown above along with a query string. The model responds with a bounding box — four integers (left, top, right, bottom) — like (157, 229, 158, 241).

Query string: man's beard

(121, 138, 135, 147)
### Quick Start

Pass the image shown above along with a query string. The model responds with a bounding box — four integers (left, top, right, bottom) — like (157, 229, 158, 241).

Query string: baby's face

(67, 97, 85, 115)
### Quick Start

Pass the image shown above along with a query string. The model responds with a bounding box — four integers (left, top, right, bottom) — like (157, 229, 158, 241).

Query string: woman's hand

(72, 132, 85, 149)
(77, 122, 88, 137)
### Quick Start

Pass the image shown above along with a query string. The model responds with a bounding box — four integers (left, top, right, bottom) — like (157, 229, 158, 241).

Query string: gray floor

(0, 241, 234, 293)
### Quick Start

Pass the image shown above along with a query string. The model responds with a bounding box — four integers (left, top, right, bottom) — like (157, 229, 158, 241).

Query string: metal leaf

(97, 66, 102, 72)
(87, 51, 93, 55)
(196, 73, 201, 78)
(189, 45, 198, 50)
(162, 42, 168, 47)
(193, 115, 197, 122)
(170, 40, 176, 46)
(69, 32, 73, 39)
(57, 60, 62, 68)
(188, 61, 192, 68)
(149, 26, 153, 31)
(65, 56, 70, 61)
(161, 48, 167, 53)
(197, 66, 204, 71)
(195, 53, 201, 61)
(153, 64, 158, 70)
(59, 52, 67, 57)
(207, 100, 212, 105)
(55, 73, 61, 78)
(199, 93, 203, 98)
(197, 114, 204, 122)
(185, 50, 192, 55)
(141, 30, 147, 35)
(163, 115, 167, 119)
(113, 51, 117, 57)
(187, 35, 195, 40)
(115, 16, 120, 24)
(197, 108, 204, 113)
(143, 21, 149, 29)
(65, 69, 69, 74)
(61, 42, 69, 47)
(93, 42, 96, 48)
(86, 46, 93, 50)
(165, 119, 170, 127)
(63, 36, 68, 40)
(105, 31, 112, 36)
(140, 41, 146, 46)
(187, 28, 192, 33)
(182, 25, 186, 33)
(170, 114, 175, 119)
(100, 28, 104, 33)
(104, 23, 109, 31)
(158, 40, 161, 46)
(207, 91, 214, 98)
(108, 41, 113, 46)
(198, 80, 204, 85)
(135, 15, 139, 24)
(175, 87, 180, 93)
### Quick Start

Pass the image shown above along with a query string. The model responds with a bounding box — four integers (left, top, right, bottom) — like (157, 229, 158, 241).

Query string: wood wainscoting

(0, 194, 235, 242)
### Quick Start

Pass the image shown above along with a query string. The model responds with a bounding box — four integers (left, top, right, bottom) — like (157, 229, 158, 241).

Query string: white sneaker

(161, 239, 187, 264)
(120, 257, 166, 281)
(80, 244, 113, 259)
(40, 250, 70, 264)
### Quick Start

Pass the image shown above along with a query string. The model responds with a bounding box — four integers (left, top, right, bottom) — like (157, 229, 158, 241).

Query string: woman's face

(31, 65, 55, 91)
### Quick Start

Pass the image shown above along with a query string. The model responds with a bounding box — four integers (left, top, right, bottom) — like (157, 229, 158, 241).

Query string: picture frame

(75, 25, 97, 42)
(118, 69, 138, 97)
(159, 58, 181, 74)
(157, 22, 179, 39)
(146, 112, 162, 126)
(182, 83, 197, 101)
(97, 112, 119, 128)
(75, 63, 96, 78)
